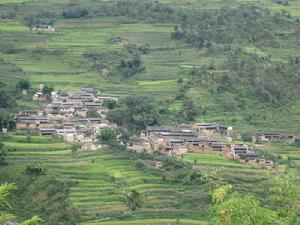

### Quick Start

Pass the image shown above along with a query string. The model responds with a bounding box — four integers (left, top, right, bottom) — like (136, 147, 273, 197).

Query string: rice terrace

(0, 0, 299, 225)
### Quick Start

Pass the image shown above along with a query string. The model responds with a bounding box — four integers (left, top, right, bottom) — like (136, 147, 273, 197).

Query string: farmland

(0, 0, 299, 135)
(0, 0, 300, 224)
(1, 134, 276, 224)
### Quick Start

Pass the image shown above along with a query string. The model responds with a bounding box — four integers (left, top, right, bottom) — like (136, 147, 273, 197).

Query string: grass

(0, 0, 299, 133)
(4, 134, 209, 224)
(3, 133, 277, 224)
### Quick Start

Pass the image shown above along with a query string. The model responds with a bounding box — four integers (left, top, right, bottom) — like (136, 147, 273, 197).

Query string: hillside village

(15, 88, 117, 150)
(12, 87, 280, 168)
(1, 0, 300, 224)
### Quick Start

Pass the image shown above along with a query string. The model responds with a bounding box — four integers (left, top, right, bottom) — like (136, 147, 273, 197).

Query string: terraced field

(182, 152, 271, 194)
(3, 134, 276, 224)
(1, 0, 300, 135)
(5, 135, 210, 224)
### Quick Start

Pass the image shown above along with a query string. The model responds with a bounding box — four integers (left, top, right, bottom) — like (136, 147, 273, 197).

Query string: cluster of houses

(14, 86, 296, 167)
(129, 124, 274, 167)
(15, 88, 117, 149)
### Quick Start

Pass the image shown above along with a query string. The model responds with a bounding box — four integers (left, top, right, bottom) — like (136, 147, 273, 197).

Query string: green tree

(125, 190, 143, 211)
(16, 79, 31, 90)
(211, 185, 273, 225)
(98, 128, 117, 145)
(103, 99, 119, 109)
(42, 85, 54, 99)
(107, 96, 160, 129)
(0, 83, 16, 108)
(26, 163, 46, 176)
(0, 183, 43, 225)
(268, 175, 299, 224)
(0, 111, 15, 132)
(71, 143, 81, 153)
(182, 98, 198, 121)
(87, 107, 100, 118)
(21, 215, 44, 225)
(0, 142, 7, 165)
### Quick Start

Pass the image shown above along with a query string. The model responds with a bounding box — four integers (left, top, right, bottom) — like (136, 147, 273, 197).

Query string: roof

(263, 132, 280, 135)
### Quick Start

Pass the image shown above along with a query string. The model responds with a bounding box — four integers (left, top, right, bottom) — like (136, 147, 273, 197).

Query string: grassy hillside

(1, 134, 276, 224)
(0, 1, 299, 223)
(0, 0, 299, 134)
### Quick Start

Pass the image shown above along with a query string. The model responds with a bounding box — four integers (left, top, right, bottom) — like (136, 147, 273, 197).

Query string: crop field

(2, 134, 277, 224)
(258, 143, 300, 173)
(4, 134, 209, 224)
(182, 152, 271, 194)
(1, 0, 300, 133)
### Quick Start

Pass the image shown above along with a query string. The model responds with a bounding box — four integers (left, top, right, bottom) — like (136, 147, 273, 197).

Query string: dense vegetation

(0, 0, 300, 224)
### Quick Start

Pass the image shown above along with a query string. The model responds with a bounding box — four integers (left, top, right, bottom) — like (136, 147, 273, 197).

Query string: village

(15, 87, 117, 150)
(11, 87, 292, 169)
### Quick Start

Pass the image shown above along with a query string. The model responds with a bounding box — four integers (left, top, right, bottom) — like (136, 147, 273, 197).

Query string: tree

(71, 143, 81, 153)
(87, 107, 100, 118)
(211, 185, 273, 225)
(62, 6, 89, 19)
(0, 183, 43, 225)
(16, 79, 31, 90)
(107, 96, 160, 129)
(0, 111, 15, 132)
(0, 142, 7, 165)
(182, 98, 198, 121)
(21, 215, 44, 225)
(42, 85, 54, 99)
(268, 175, 299, 224)
(124, 96, 160, 128)
(26, 163, 46, 176)
(0, 83, 16, 108)
(125, 190, 143, 211)
(98, 128, 117, 145)
(103, 99, 119, 109)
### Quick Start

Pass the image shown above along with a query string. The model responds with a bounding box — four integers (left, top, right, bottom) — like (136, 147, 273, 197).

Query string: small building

(129, 137, 151, 152)
(39, 128, 56, 136)
(76, 109, 88, 118)
(31, 25, 55, 32)
(16, 116, 50, 129)
(81, 87, 94, 93)
(211, 142, 227, 151)
(261, 132, 280, 141)
(32, 92, 46, 101)
(192, 122, 219, 135)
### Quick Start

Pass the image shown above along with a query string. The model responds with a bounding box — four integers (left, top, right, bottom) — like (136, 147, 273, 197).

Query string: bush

(98, 128, 117, 145)
(26, 163, 46, 176)
(62, 6, 89, 19)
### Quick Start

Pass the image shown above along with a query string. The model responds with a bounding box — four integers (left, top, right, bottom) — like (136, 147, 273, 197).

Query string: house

(192, 122, 219, 135)
(259, 159, 274, 168)
(31, 25, 55, 32)
(81, 87, 94, 93)
(76, 109, 88, 117)
(141, 125, 208, 153)
(39, 128, 56, 136)
(32, 92, 46, 101)
(285, 134, 296, 144)
(129, 136, 151, 152)
(231, 144, 259, 163)
(84, 102, 102, 109)
(211, 142, 227, 151)
(16, 116, 50, 129)
(261, 132, 280, 141)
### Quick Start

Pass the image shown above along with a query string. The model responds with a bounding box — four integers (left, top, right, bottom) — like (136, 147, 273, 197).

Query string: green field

(1, 0, 299, 134)
(0, 0, 300, 223)
(1, 134, 276, 224)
